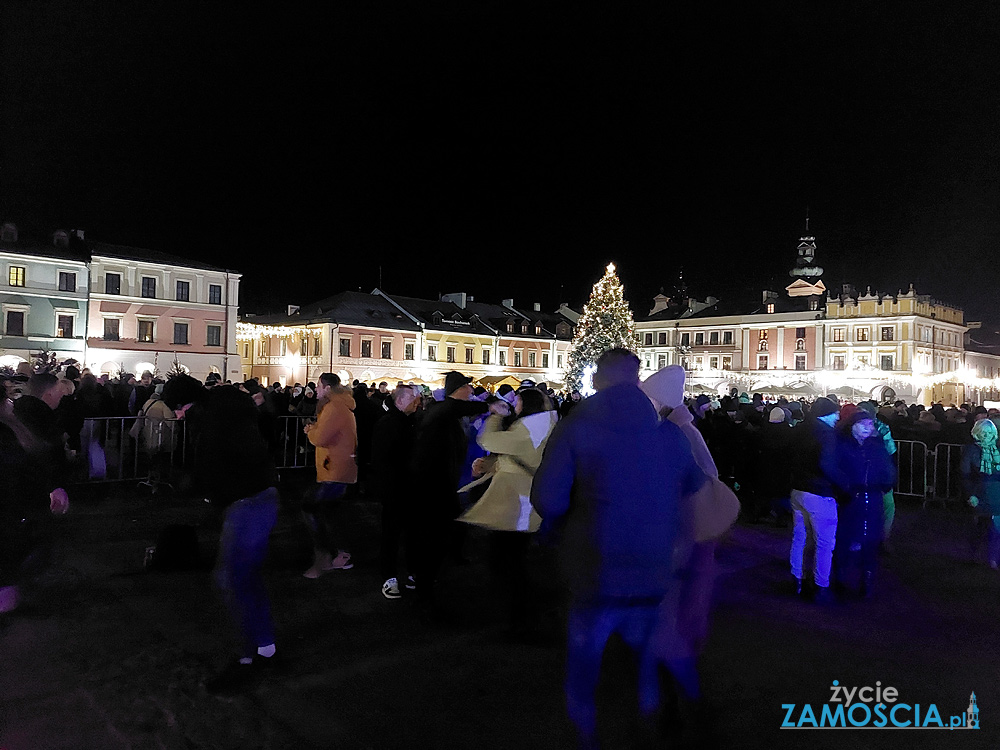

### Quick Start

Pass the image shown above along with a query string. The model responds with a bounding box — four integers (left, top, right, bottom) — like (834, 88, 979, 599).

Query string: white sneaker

(382, 577, 402, 599)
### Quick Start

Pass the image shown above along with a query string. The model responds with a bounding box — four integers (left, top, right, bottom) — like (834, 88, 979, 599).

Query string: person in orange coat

(301, 373, 358, 578)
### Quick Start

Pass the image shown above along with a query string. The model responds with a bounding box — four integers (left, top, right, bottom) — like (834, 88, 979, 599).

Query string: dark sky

(2, 3, 999, 322)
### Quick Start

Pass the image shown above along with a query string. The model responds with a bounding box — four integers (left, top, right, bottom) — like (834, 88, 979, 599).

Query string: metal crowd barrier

(893, 439, 967, 508)
(74, 414, 315, 485)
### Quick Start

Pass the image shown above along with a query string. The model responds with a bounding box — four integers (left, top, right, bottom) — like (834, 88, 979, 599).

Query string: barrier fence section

(74, 415, 315, 485)
(893, 439, 966, 507)
(72, 420, 969, 508)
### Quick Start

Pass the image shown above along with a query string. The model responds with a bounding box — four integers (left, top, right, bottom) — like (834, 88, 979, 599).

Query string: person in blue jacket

(834, 409, 896, 597)
(531, 349, 706, 747)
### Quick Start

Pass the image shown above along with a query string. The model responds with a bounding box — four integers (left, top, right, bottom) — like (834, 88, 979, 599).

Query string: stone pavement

(1, 478, 997, 750)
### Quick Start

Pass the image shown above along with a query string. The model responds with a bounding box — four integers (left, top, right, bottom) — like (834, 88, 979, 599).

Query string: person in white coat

(460, 388, 558, 635)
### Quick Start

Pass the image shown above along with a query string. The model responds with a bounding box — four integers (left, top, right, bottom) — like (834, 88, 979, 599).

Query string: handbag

(691, 477, 740, 542)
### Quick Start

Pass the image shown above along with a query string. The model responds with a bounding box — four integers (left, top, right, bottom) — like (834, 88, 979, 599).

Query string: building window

(340, 338, 351, 357)
(56, 315, 73, 339)
(856, 328, 870, 342)
(709, 331, 719, 345)
(681, 357, 690, 370)
(881, 326, 894, 341)
(680, 333, 690, 347)
(766, 303, 775, 314)
(644, 333, 653, 346)
(542, 352, 549, 368)
(535, 325, 542, 335)
(141, 277, 156, 298)
(809, 298, 819, 311)
(506, 321, 514, 332)
(514, 351, 522, 367)
(6, 310, 24, 336)
(528, 351, 536, 367)
(709, 356, 719, 369)
(881, 355, 894, 371)
(209, 284, 222, 305)
(795, 338, 806, 351)
(173, 280, 189, 302)
(446, 346, 456, 363)
(694, 356, 703, 370)
(313, 337, 321, 356)
(8, 266, 25, 287)
(482, 349, 490, 365)
(105, 273, 121, 295)
(58, 272, 76, 292)
(138, 320, 154, 343)
(103, 318, 120, 341)
(207, 325, 222, 347)
(557, 355, 563, 368)
(173, 322, 189, 345)
(465, 348, 474, 365)
(722, 356, 732, 370)
(833, 328, 845, 342)
(723, 331, 733, 345)
(279, 338, 287, 356)
(833, 354, 846, 370)
(758, 339, 768, 351)
(658, 332, 667, 346)
(796, 327, 806, 338)
(361, 340, 372, 358)
(242, 343, 249, 359)
(795, 354, 807, 370)
(404, 342, 414, 360)
(695, 332, 704, 346)
(758, 355, 768, 370)
(499, 350, 506, 366)
(658, 354, 667, 369)
(382, 341, 392, 359)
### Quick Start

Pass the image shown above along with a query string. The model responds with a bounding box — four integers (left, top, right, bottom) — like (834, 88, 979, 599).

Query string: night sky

(2, 4, 998, 322)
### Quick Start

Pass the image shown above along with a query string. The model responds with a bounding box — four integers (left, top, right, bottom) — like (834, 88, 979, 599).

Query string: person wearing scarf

(963, 419, 1000, 568)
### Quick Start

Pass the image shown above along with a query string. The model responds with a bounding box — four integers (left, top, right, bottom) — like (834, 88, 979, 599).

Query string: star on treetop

(606, 262, 616, 274)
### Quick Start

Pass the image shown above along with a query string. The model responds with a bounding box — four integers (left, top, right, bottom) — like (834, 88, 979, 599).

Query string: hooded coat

(460, 410, 558, 532)
(308, 388, 358, 484)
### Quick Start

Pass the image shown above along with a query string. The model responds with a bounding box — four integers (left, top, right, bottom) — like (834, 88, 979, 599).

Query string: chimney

(762, 290, 779, 304)
(502, 298, 515, 309)
(287, 305, 300, 316)
(440, 292, 468, 309)
(533, 302, 541, 312)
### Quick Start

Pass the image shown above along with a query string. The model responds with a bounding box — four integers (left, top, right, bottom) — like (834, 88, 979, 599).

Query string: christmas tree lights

(565, 263, 640, 392)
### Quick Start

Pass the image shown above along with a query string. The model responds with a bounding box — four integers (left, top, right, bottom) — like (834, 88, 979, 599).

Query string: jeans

(566, 597, 662, 745)
(214, 487, 280, 659)
(302, 481, 348, 555)
(790, 489, 838, 588)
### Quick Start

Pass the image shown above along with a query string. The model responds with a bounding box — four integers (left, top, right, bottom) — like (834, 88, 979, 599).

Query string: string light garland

(236, 322, 321, 341)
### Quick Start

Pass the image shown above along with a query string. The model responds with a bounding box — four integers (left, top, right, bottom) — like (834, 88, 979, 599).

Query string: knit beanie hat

(811, 397, 839, 418)
(769, 407, 785, 423)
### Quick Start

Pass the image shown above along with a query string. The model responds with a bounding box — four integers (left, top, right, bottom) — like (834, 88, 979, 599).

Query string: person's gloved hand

(969, 495, 980, 508)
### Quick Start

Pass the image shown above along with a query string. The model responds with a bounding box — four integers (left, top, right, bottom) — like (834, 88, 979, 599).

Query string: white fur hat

(640, 365, 686, 409)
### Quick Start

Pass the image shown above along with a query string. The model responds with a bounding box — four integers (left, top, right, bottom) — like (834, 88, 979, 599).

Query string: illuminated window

(658, 354, 667, 369)
(722, 356, 732, 370)
(758, 355, 768, 370)
(832, 355, 846, 370)
(766, 303, 775, 313)
(856, 328, 870, 342)
(833, 328, 845, 342)
(138, 320, 154, 342)
(8, 266, 25, 287)
(709, 356, 719, 369)
(557, 355, 563, 368)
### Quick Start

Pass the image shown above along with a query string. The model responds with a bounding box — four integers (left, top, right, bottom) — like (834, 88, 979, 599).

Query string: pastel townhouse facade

(85, 242, 242, 382)
(237, 290, 576, 389)
(634, 234, 976, 404)
(0, 224, 89, 372)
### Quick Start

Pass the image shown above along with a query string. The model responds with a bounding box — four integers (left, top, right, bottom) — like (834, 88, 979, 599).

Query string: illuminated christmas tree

(565, 263, 640, 392)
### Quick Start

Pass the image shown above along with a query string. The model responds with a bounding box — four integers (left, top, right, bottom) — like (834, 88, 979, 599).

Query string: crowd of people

(2, 357, 999, 746)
